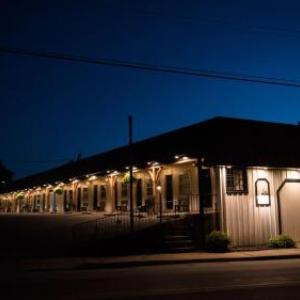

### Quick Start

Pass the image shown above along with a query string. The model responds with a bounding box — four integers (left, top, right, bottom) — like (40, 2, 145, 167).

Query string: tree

(0, 161, 13, 192)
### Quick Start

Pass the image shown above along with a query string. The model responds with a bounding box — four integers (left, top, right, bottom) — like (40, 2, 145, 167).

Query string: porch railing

(72, 210, 160, 244)
(72, 194, 200, 244)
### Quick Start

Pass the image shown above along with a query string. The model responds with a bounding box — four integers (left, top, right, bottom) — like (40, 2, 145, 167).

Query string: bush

(53, 186, 64, 195)
(206, 231, 231, 252)
(268, 235, 295, 249)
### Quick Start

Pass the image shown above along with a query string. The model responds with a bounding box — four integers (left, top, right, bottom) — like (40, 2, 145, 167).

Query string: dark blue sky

(2, 0, 300, 178)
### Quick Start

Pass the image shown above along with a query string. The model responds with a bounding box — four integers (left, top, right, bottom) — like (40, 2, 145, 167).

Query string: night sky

(2, 0, 300, 178)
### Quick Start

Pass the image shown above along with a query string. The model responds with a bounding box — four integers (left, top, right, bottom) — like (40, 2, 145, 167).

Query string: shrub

(53, 186, 64, 195)
(16, 192, 25, 200)
(206, 231, 231, 252)
(268, 235, 295, 249)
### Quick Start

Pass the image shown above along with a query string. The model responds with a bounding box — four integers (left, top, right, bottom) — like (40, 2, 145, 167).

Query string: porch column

(106, 175, 116, 213)
(148, 166, 162, 214)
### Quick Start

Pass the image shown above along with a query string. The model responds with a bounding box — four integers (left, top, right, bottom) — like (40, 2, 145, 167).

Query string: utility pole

(197, 157, 206, 248)
(129, 116, 134, 230)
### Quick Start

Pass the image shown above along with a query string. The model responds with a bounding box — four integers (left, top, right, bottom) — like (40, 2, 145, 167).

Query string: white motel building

(1, 116, 300, 248)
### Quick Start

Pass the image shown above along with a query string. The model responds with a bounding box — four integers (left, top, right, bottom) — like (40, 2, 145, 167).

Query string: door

(77, 188, 81, 211)
(136, 179, 142, 208)
(114, 182, 118, 209)
(165, 175, 173, 210)
(278, 179, 300, 241)
(93, 185, 98, 210)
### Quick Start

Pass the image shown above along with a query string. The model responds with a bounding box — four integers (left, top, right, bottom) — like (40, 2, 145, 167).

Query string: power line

(1, 45, 300, 88)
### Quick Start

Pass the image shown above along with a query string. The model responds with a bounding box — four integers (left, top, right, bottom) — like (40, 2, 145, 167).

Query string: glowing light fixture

(175, 154, 192, 164)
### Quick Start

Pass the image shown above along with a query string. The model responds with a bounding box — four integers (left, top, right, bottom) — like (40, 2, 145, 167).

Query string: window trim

(226, 167, 248, 195)
(255, 178, 271, 207)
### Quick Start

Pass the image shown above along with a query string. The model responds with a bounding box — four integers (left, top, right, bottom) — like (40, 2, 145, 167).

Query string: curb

(75, 254, 300, 270)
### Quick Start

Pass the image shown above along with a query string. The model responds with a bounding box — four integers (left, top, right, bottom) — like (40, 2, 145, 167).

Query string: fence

(72, 194, 201, 244)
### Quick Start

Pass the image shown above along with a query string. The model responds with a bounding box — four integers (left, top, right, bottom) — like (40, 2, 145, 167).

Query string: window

(226, 168, 248, 194)
(121, 182, 128, 198)
(82, 188, 89, 207)
(99, 185, 106, 211)
(179, 174, 191, 195)
(178, 173, 191, 212)
(255, 179, 271, 206)
(146, 179, 153, 197)
(120, 182, 128, 210)
(100, 185, 106, 200)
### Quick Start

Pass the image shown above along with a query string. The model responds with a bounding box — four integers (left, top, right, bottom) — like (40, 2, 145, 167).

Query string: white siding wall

(219, 167, 300, 247)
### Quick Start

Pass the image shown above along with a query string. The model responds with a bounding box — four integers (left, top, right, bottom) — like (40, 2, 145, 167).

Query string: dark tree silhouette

(0, 161, 13, 192)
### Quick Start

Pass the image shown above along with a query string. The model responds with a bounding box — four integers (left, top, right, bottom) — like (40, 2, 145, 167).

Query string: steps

(163, 217, 197, 253)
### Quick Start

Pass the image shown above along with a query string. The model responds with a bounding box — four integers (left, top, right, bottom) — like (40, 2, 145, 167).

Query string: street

(2, 258, 300, 300)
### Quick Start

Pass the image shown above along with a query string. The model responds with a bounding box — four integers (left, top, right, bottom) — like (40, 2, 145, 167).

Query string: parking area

(0, 213, 104, 258)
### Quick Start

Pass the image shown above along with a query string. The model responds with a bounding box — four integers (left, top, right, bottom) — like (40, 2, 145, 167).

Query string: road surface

(2, 258, 300, 299)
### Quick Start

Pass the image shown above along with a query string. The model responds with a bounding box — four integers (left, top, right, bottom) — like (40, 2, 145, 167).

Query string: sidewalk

(12, 248, 300, 271)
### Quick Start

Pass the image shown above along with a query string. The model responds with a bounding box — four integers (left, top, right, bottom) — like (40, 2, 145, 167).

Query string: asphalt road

(2, 259, 300, 300)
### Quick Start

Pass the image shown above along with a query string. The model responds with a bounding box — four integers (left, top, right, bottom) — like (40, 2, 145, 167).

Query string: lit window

(255, 179, 271, 206)
(146, 179, 153, 197)
(178, 173, 191, 212)
(226, 168, 248, 194)
(179, 173, 190, 195)
(121, 182, 128, 198)
(82, 188, 89, 207)
(100, 185, 107, 200)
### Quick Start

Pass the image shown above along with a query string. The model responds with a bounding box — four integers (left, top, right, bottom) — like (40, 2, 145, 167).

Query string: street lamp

(156, 185, 162, 223)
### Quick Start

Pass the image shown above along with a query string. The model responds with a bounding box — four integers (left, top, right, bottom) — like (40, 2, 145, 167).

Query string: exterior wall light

(147, 161, 160, 167)
(175, 155, 192, 164)
(110, 171, 119, 176)
(255, 178, 271, 207)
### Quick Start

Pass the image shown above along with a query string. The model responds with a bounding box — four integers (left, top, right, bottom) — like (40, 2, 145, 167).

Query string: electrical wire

(1, 45, 300, 88)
